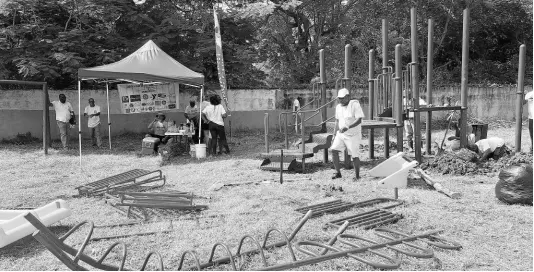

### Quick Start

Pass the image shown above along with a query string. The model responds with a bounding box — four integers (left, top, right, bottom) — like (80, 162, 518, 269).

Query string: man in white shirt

(49, 93, 74, 149)
(474, 137, 509, 161)
(330, 88, 365, 181)
(83, 98, 101, 148)
(525, 90, 533, 147)
(202, 95, 230, 155)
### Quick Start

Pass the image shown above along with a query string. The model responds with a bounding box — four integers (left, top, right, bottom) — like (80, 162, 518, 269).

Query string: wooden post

(42, 83, 49, 154)
(426, 19, 434, 155)
(368, 49, 375, 159)
(460, 9, 470, 148)
(416, 169, 461, 199)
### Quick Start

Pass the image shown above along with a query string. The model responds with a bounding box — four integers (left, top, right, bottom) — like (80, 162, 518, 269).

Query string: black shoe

(332, 172, 342, 180)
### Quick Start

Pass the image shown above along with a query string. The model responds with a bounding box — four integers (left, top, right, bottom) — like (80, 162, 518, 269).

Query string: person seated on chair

(147, 113, 171, 145)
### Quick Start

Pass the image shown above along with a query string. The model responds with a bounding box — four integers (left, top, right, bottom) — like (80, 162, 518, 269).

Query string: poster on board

(118, 83, 179, 114)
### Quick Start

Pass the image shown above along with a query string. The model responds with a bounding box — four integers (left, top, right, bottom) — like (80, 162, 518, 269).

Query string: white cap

(337, 88, 350, 98)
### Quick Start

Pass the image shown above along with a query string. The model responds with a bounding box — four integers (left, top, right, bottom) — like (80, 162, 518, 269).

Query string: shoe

(352, 176, 361, 182)
(331, 172, 342, 180)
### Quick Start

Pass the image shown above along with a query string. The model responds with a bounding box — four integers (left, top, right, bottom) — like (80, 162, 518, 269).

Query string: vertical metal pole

(395, 45, 404, 153)
(368, 49, 375, 159)
(264, 113, 269, 153)
(280, 149, 284, 184)
(106, 82, 112, 149)
(426, 19, 434, 155)
(382, 19, 389, 108)
(285, 114, 289, 149)
(460, 8, 470, 148)
(301, 112, 305, 173)
(42, 83, 48, 155)
(344, 44, 352, 168)
(411, 8, 422, 163)
(78, 80, 82, 169)
(515, 44, 526, 152)
(319, 49, 327, 131)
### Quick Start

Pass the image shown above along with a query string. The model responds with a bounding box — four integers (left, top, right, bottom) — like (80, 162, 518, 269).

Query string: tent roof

(78, 40, 204, 86)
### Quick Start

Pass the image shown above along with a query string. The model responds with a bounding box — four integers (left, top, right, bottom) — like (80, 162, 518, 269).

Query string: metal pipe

(343, 44, 352, 167)
(426, 19, 434, 155)
(280, 149, 284, 184)
(411, 8, 422, 163)
(78, 80, 82, 168)
(460, 8, 470, 148)
(382, 19, 389, 108)
(106, 82, 112, 149)
(320, 49, 327, 132)
(368, 49, 375, 159)
(301, 112, 305, 154)
(515, 44, 526, 152)
(320, 221, 350, 255)
(0, 79, 46, 85)
(42, 83, 48, 155)
(395, 45, 403, 153)
(265, 113, 269, 153)
(285, 113, 289, 149)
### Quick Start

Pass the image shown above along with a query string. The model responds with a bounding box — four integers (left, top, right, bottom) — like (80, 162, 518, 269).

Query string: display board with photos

(118, 83, 179, 114)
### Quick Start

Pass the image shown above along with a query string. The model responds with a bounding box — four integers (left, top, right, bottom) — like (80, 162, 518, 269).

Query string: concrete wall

(0, 85, 530, 140)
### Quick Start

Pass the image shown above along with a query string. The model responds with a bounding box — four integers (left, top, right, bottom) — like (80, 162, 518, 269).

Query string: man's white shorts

(329, 132, 360, 158)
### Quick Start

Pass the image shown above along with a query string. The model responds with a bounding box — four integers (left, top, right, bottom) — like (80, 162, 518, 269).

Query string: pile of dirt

(420, 149, 533, 176)
(159, 141, 187, 165)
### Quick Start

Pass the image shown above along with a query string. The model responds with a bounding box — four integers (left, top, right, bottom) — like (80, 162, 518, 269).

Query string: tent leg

(78, 80, 82, 170)
(106, 82, 112, 149)
(199, 85, 204, 145)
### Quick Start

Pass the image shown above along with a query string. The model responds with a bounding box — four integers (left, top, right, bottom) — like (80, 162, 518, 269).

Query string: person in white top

(329, 88, 365, 181)
(49, 93, 74, 149)
(525, 90, 533, 147)
(202, 94, 230, 155)
(474, 137, 509, 161)
(201, 96, 212, 146)
(293, 96, 301, 133)
(83, 98, 102, 148)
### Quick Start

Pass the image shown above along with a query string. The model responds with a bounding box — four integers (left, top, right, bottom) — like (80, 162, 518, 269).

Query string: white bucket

(195, 144, 207, 159)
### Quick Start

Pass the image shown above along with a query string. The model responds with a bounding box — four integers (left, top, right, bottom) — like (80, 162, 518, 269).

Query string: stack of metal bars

(327, 198, 404, 229)
(76, 169, 166, 196)
(295, 199, 356, 218)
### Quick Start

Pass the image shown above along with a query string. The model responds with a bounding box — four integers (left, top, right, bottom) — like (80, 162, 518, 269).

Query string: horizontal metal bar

(90, 230, 173, 241)
(410, 106, 465, 112)
(0, 80, 46, 86)
(116, 203, 207, 209)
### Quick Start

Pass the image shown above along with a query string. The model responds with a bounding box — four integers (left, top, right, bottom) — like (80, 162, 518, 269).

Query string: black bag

(69, 113, 76, 125)
(495, 164, 533, 205)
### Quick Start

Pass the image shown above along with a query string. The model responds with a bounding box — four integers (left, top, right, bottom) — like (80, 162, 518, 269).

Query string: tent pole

(78, 80, 82, 170)
(199, 85, 203, 145)
(106, 82, 111, 149)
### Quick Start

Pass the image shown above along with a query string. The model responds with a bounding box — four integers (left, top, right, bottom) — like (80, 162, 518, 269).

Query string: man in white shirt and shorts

(525, 90, 533, 148)
(330, 88, 365, 181)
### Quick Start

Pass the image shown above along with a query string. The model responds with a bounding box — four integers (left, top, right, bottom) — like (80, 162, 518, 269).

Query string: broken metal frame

(295, 198, 403, 220)
(76, 169, 166, 196)
(23, 212, 164, 271)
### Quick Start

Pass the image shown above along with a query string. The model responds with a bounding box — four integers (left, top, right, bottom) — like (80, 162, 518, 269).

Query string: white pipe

(106, 82, 111, 149)
(199, 85, 203, 145)
(78, 80, 82, 169)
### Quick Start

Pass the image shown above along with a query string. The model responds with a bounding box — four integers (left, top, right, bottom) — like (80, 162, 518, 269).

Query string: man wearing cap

(84, 98, 102, 148)
(330, 88, 365, 181)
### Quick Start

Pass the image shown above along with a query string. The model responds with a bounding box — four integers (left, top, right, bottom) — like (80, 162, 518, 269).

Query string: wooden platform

(260, 149, 314, 159)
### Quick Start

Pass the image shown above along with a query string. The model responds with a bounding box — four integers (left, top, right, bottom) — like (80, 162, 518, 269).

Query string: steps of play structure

(259, 149, 314, 159)
(260, 157, 298, 171)
(369, 152, 418, 189)
(0, 199, 72, 248)
(297, 122, 336, 154)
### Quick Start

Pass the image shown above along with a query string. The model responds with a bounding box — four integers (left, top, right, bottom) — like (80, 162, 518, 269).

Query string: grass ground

(0, 123, 532, 271)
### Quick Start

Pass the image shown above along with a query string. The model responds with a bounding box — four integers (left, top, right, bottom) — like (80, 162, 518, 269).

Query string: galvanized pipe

(368, 49, 376, 159)
(426, 19, 434, 155)
(515, 44, 526, 152)
(460, 8, 470, 148)
(264, 113, 269, 153)
(395, 45, 403, 153)
(320, 49, 327, 132)
(42, 83, 49, 155)
(411, 8, 422, 163)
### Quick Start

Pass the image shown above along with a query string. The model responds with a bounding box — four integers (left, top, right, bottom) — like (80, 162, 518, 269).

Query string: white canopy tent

(77, 40, 205, 167)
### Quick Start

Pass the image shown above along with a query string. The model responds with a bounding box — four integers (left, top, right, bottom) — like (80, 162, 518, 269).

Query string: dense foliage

(0, 0, 531, 89)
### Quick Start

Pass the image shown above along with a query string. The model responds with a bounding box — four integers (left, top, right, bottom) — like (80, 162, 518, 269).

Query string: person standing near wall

(202, 95, 230, 155)
(49, 93, 74, 150)
(330, 88, 365, 181)
(84, 98, 102, 148)
(525, 90, 533, 149)
(293, 96, 301, 133)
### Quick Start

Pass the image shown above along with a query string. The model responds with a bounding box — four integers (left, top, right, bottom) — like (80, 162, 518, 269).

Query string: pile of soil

(420, 149, 533, 175)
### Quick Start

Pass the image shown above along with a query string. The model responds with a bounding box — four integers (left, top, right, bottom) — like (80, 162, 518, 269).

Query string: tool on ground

(415, 169, 461, 199)
(76, 169, 166, 196)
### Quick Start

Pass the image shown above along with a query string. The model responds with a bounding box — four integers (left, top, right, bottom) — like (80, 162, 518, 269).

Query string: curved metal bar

(140, 251, 164, 271)
(375, 231, 434, 258)
(236, 235, 268, 267)
(294, 241, 341, 257)
(262, 229, 296, 261)
(347, 249, 401, 270)
(208, 243, 237, 270)
(59, 221, 94, 264)
(97, 241, 127, 271)
(338, 233, 381, 247)
(426, 235, 463, 250)
(177, 250, 201, 271)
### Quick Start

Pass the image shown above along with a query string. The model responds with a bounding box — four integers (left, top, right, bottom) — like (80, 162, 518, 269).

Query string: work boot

(332, 172, 342, 180)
